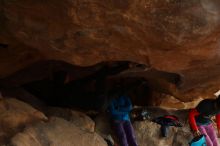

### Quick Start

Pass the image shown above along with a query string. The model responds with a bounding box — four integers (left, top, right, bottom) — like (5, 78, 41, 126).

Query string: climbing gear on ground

(153, 115, 182, 137)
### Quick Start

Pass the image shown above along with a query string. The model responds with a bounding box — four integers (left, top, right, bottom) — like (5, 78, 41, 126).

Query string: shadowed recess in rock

(0, 60, 183, 110)
(0, 43, 8, 49)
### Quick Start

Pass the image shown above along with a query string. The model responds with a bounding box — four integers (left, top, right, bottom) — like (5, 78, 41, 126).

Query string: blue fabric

(189, 135, 206, 146)
(109, 96, 132, 121)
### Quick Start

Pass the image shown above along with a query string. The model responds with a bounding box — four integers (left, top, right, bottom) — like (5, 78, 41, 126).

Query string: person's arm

(119, 96, 132, 112)
(189, 109, 200, 135)
(109, 100, 128, 115)
(216, 114, 220, 137)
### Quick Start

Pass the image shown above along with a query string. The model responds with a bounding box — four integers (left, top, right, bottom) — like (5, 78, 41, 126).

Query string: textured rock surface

(152, 94, 202, 109)
(94, 113, 113, 139)
(46, 107, 95, 132)
(133, 120, 192, 146)
(10, 117, 107, 146)
(0, 97, 47, 144)
(0, 96, 216, 146)
(1, 0, 220, 101)
(0, 96, 201, 146)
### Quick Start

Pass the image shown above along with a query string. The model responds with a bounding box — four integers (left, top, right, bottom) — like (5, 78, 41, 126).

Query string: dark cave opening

(21, 61, 150, 111)
(0, 60, 182, 111)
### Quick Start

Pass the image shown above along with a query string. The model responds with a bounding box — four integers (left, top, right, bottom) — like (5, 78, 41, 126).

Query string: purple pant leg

(198, 125, 213, 146)
(123, 121, 138, 146)
(113, 121, 129, 146)
(205, 124, 220, 146)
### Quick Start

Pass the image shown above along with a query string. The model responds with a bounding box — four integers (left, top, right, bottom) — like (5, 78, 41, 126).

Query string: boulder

(10, 117, 107, 146)
(94, 113, 114, 139)
(46, 107, 95, 132)
(133, 120, 192, 146)
(0, 97, 47, 144)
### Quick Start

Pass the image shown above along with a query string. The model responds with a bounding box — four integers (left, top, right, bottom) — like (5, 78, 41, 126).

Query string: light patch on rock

(0, 97, 47, 144)
(10, 117, 107, 146)
(46, 107, 95, 132)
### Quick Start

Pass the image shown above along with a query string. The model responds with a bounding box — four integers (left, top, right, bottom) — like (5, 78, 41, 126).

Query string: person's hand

(193, 130, 201, 137)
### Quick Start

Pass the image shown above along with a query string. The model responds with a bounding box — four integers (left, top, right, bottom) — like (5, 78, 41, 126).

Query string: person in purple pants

(189, 96, 220, 146)
(109, 95, 138, 146)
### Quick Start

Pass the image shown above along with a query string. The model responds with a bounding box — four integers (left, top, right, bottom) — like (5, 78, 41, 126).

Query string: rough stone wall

(1, 0, 220, 101)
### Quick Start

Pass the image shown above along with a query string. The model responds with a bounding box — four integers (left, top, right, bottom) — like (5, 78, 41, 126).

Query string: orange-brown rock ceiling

(1, 0, 220, 101)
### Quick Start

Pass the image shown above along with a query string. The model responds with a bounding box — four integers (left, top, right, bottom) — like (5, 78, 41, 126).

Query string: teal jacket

(109, 96, 132, 121)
